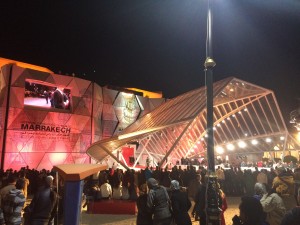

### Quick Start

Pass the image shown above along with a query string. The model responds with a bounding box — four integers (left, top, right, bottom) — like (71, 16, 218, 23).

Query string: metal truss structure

(87, 77, 300, 169)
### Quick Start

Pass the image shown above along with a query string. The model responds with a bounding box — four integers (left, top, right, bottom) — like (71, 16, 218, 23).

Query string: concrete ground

(80, 197, 240, 225)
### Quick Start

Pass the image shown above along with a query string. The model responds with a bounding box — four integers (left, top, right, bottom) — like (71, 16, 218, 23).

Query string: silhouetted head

(16, 179, 25, 190)
(147, 178, 158, 189)
(239, 196, 264, 225)
(170, 180, 180, 190)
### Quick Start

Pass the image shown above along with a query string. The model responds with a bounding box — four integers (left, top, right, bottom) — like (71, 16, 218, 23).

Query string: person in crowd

(100, 180, 112, 200)
(293, 167, 300, 206)
(188, 173, 201, 220)
(144, 167, 153, 183)
(0, 208, 4, 225)
(0, 175, 17, 207)
(216, 166, 225, 190)
(111, 180, 122, 199)
(232, 196, 268, 225)
(82, 176, 100, 206)
(257, 169, 268, 187)
(169, 180, 192, 225)
(19, 170, 30, 199)
(220, 188, 228, 225)
(272, 167, 296, 211)
(147, 178, 172, 225)
(254, 183, 267, 201)
(268, 168, 277, 190)
(243, 169, 256, 196)
(235, 167, 245, 196)
(26, 175, 58, 225)
(260, 186, 286, 225)
(192, 175, 207, 225)
(280, 207, 300, 225)
(2, 179, 26, 225)
(120, 183, 129, 200)
(128, 179, 138, 201)
(136, 183, 153, 225)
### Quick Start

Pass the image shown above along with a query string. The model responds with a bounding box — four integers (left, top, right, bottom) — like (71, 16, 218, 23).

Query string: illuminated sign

(21, 123, 71, 134)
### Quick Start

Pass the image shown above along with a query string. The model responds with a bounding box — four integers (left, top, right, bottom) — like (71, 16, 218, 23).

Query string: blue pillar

(64, 180, 84, 225)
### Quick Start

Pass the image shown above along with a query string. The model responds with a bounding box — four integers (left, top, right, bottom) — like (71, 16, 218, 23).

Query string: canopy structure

(87, 77, 300, 169)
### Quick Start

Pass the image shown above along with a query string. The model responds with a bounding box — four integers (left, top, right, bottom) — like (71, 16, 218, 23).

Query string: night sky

(1, 0, 299, 129)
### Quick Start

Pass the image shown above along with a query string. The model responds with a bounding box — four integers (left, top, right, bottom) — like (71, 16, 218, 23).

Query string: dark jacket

(194, 183, 206, 216)
(170, 189, 192, 225)
(193, 183, 207, 225)
(28, 186, 57, 223)
(136, 193, 153, 225)
(147, 185, 172, 222)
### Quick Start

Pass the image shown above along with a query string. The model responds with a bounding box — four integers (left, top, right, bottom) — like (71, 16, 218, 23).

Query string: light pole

(204, 0, 222, 224)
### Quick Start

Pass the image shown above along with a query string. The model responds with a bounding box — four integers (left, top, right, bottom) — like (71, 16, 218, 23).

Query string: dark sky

(1, 0, 299, 128)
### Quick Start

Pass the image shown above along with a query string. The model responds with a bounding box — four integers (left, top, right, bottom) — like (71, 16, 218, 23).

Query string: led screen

(24, 79, 71, 111)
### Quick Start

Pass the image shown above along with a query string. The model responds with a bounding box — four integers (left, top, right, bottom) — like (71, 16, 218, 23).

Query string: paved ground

(80, 197, 240, 225)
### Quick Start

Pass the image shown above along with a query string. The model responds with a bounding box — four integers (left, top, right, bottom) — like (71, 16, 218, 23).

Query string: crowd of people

(0, 164, 299, 225)
(82, 164, 300, 225)
(0, 168, 60, 225)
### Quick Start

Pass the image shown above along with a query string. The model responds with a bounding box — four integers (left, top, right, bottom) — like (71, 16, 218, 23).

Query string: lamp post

(204, 0, 222, 224)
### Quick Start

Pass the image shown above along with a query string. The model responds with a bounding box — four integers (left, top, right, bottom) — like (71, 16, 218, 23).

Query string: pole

(64, 180, 84, 225)
(204, 0, 221, 224)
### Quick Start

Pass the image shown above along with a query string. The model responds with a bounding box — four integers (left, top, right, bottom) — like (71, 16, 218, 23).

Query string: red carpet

(87, 199, 136, 215)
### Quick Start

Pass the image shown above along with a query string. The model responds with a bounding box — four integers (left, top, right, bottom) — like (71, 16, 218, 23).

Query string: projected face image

(24, 80, 71, 110)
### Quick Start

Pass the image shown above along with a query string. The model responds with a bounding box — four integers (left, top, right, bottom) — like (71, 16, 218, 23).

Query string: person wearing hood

(272, 167, 296, 211)
(260, 186, 286, 225)
(147, 178, 172, 225)
(169, 180, 192, 225)
(2, 179, 26, 225)
(254, 183, 267, 201)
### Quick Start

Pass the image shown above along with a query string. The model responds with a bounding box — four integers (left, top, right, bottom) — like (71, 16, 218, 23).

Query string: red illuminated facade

(0, 59, 165, 170)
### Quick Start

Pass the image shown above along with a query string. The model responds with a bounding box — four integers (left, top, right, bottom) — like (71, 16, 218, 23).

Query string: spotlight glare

(251, 140, 258, 145)
(216, 146, 224, 154)
(238, 141, 247, 148)
(226, 143, 235, 151)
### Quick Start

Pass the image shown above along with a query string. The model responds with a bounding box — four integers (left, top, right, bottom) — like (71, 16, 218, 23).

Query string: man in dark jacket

(193, 177, 207, 225)
(147, 178, 172, 225)
(170, 180, 192, 225)
(27, 175, 58, 225)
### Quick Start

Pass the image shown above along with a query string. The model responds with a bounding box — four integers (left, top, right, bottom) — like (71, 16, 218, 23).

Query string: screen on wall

(24, 79, 71, 111)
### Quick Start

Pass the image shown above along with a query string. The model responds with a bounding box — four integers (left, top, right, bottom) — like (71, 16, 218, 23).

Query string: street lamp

(204, 0, 222, 224)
